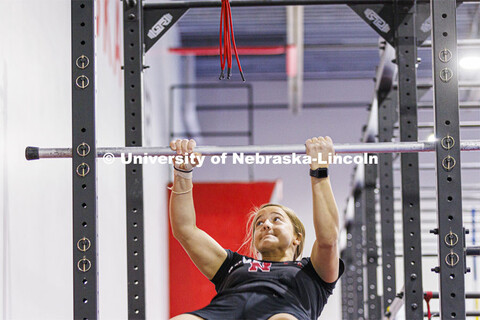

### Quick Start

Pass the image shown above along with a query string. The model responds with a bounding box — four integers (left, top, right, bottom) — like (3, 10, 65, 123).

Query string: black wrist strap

(174, 166, 193, 173)
(310, 167, 328, 179)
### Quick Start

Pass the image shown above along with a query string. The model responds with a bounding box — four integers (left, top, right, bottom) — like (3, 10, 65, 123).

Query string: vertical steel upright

(344, 219, 355, 320)
(364, 161, 380, 320)
(353, 190, 365, 320)
(124, 0, 146, 318)
(72, 0, 98, 318)
(431, 0, 465, 318)
(394, 1, 424, 318)
(341, 248, 349, 320)
(377, 92, 397, 311)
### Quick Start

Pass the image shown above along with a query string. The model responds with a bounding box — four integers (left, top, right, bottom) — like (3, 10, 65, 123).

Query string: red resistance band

(219, 0, 245, 81)
(424, 291, 433, 320)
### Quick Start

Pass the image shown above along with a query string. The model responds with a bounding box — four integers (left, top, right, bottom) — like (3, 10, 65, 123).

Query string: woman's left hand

(305, 136, 335, 170)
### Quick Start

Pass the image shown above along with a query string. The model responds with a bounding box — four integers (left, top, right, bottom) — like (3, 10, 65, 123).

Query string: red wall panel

(168, 181, 277, 317)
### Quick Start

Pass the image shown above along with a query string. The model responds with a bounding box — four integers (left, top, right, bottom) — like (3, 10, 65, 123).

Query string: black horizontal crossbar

(170, 131, 251, 137)
(427, 292, 480, 299)
(145, 0, 478, 10)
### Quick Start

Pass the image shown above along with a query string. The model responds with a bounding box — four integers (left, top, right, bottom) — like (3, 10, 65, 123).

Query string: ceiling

(174, 3, 480, 81)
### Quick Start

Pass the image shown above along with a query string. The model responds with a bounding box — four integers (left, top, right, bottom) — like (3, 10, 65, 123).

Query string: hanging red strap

(219, 0, 226, 79)
(424, 291, 433, 320)
(224, 0, 232, 75)
(219, 0, 245, 81)
(226, 0, 244, 81)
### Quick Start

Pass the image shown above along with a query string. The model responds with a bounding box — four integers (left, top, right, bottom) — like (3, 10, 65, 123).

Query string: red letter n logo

(248, 261, 272, 272)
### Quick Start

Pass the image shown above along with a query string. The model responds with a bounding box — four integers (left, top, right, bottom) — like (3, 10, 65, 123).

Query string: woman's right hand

(168, 139, 228, 280)
(169, 139, 201, 171)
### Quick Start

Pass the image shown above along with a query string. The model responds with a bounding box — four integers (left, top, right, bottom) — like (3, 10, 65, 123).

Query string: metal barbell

(25, 140, 480, 160)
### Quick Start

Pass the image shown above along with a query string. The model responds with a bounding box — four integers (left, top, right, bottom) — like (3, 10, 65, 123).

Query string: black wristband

(310, 167, 328, 179)
(174, 166, 193, 173)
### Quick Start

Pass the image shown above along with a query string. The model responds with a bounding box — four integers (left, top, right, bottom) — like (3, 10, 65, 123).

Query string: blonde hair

(239, 203, 305, 260)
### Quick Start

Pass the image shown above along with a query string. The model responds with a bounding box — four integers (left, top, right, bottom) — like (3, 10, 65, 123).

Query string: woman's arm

(169, 139, 227, 280)
(305, 136, 340, 283)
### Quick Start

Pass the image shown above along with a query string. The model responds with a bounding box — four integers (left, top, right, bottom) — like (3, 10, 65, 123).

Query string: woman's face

(252, 206, 300, 259)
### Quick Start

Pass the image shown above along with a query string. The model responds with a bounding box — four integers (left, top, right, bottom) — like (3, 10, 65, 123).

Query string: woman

(168, 137, 344, 320)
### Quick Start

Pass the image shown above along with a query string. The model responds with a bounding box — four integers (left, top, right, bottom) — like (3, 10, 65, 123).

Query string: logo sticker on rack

(147, 13, 173, 39)
(364, 9, 390, 33)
